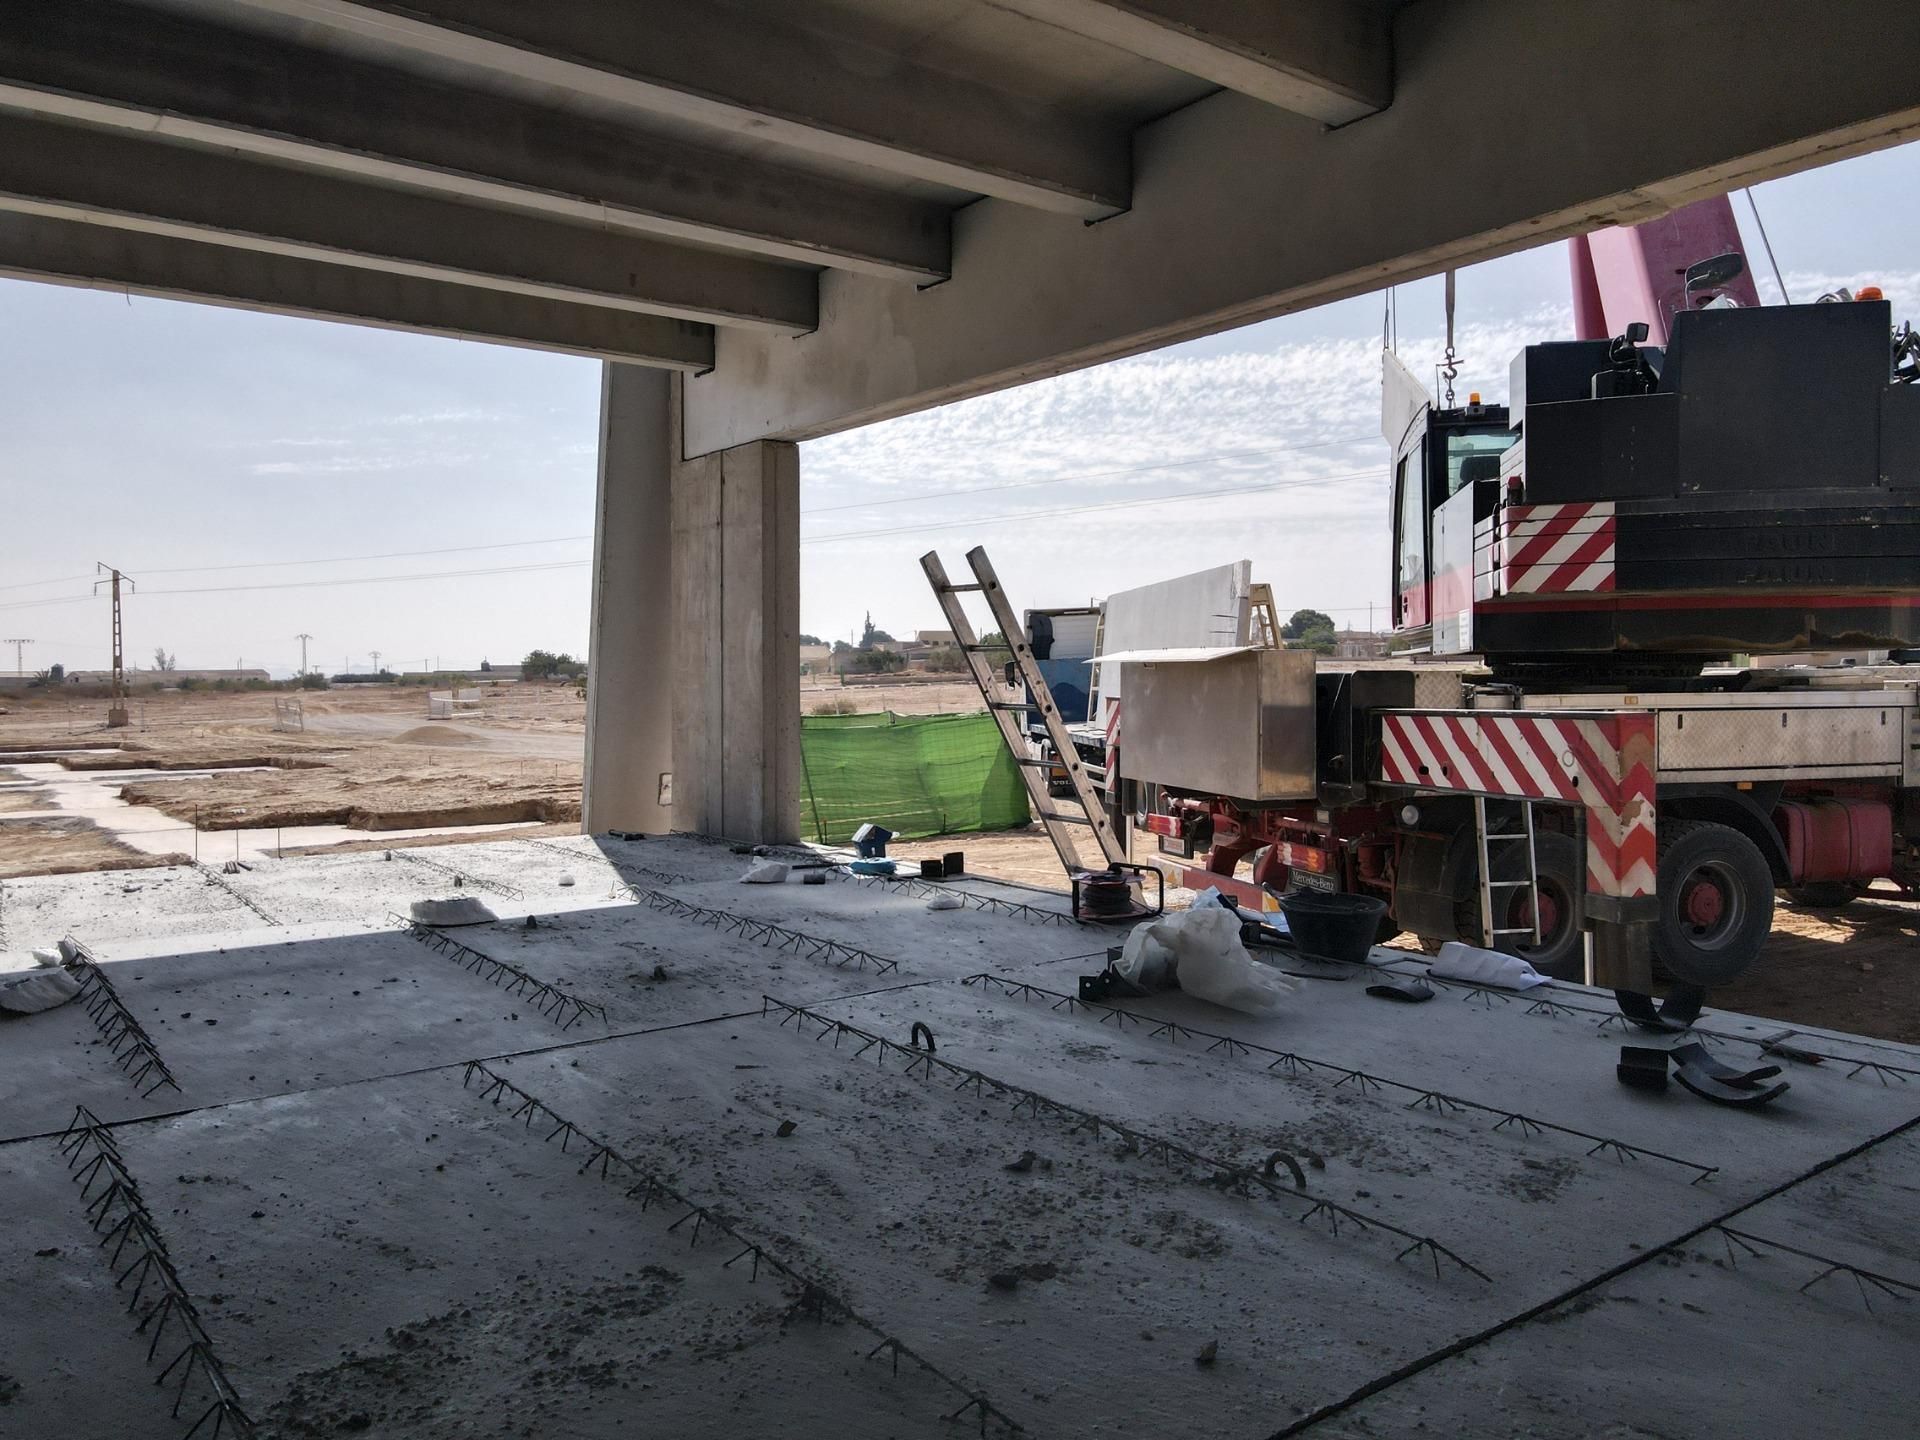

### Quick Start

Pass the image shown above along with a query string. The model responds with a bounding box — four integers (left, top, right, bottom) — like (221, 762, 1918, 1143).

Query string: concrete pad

(3, 835, 1918, 1438)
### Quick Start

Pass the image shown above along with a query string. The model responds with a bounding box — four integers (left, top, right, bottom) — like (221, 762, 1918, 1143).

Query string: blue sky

(2, 140, 1916, 674)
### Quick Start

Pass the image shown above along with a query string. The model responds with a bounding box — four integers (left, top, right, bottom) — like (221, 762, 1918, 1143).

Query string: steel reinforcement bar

(759, 994, 1489, 1284)
(1393, 964, 1920, 1084)
(63, 938, 182, 1099)
(387, 846, 524, 899)
(824, 867, 1091, 928)
(521, 836, 691, 887)
(59, 1107, 256, 1438)
(396, 918, 606, 1030)
(457, 1061, 1022, 1436)
(961, 973, 1720, 1185)
(192, 864, 281, 927)
(625, 886, 901, 974)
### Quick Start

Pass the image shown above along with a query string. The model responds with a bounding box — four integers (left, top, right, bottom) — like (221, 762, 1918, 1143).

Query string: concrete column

(583, 362, 675, 834)
(669, 379, 801, 843)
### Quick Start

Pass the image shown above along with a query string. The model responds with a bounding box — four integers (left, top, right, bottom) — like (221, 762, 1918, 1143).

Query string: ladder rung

(1490, 927, 1539, 938)
(1485, 831, 1532, 841)
(1486, 879, 1531, 889)
(1036, 811, 1096, 826)
(940, 583, 986, 593)
(1012, 757, 1057, 768)
(987, 701, 1042, 711)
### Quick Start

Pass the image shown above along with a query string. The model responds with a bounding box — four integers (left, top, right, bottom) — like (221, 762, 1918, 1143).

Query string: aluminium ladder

(921, 546, 1127, 877)
(1473, 796, 1544, 950)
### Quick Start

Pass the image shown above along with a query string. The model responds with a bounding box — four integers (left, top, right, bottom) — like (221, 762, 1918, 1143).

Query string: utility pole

(94, 563, 134, 727)
(295, 633, 312, 675)
(370, 649, 383, 677)
(3, 638, 30, 679)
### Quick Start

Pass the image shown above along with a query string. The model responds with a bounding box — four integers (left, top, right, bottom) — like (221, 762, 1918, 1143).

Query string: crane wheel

(1653, 820, 1775, 987)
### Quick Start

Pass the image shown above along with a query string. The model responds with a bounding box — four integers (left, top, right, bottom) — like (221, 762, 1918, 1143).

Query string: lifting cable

(1440, 269, 1460, 406)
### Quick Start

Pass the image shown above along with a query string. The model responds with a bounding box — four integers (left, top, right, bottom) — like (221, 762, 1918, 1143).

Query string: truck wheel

(1654, 820, 1775, 987)
(1453, 831, 1584, 980)
(1786, 881, 1858, 909)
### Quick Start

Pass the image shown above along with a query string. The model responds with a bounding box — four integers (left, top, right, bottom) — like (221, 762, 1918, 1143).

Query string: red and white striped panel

(1103, 700, 1122, 778)
(1499, 502, 1615, 594)
(1379, 711, 1655, 898)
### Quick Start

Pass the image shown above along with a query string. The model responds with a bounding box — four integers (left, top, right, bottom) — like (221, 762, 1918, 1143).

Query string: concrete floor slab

(3, 833, 1917, 1438)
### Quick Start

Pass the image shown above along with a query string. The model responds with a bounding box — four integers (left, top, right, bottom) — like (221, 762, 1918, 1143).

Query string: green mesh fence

(798, 710, 1031, 844)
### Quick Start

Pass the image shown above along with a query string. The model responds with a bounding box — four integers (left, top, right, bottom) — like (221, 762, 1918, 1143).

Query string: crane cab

(1387, 388, 1510, 656)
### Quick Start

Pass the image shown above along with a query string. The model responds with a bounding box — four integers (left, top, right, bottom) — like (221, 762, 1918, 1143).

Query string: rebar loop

(63, 937, 182, 1099)
(457, 1061, 1023, 1436)
(760, 994, 1490, 1284)
(395, 917, 607, 1030)
(58, 1107, 257, 1439)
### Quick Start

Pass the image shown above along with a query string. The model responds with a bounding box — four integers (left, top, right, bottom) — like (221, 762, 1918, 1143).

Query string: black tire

(1453, 830, 1585, 981)
(1786, 881, 1858, 909)
(1653, 820, 1775, 987)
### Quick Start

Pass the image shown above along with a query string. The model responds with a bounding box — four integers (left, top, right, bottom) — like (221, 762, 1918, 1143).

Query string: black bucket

(1278, 890, 1388, 965)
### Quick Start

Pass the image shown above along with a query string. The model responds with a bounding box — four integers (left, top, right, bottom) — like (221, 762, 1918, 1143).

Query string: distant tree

(152, 647, 176, 672)
(298, 672, 330, 690)
(49, 662, 63, 682)
(522, 648, 558, 679)
(798, 633, 823, 646)
(831, 639, 853, 655)
(1280, 609, 1335, 640)
(850, 649, 905, 674)
(479, 658, 492, 673)
(924, 646, 969, 673)
(858, 613, 895, 648)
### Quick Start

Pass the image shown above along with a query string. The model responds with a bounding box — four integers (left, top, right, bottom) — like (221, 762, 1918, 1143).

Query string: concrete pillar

(583, 363, 675, 834)
(669, 379, 801, 843)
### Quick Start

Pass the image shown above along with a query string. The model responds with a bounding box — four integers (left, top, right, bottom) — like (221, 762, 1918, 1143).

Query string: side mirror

(1683, 252, 1746, 303)
(1624, 322, 1650, 343)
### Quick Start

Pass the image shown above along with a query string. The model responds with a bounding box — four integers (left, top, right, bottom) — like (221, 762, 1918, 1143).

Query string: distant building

(1332, 630, 1390, 660)
(799, 643, 832, 674)
(914, 629, 956, 647)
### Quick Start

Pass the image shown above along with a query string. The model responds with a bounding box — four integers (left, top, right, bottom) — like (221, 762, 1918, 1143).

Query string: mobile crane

(1115, 197, 1920, 992)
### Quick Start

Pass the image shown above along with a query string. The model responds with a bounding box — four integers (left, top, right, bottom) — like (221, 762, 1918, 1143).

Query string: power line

(137, 534, 593, 576)
(0, 572, 96, 593)
(804, 433, 1380, 514)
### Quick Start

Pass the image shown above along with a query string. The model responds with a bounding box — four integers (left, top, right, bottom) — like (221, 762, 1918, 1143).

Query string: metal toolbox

(1115, 647, 1317, 803)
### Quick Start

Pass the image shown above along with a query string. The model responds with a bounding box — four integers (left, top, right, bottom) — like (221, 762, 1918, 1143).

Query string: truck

(1107, 199, 1920, 993)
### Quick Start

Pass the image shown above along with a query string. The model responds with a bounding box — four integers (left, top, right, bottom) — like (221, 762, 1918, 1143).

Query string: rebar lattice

(625, 887, 900, 973)
(193, 863, 281, 927)
(961, 973, 1720, 1185)
(458, 1062, 1022, 1436)
(388, 847, 523, 899)
(58, 1108, 257, 1439)
(522, 837, 690, 887)
(63, 938, 181, 1099)
(1700, 1225, 1920, 1313)
(825, 868, 1091, 928)
(1382, 963, 1920, 1085)
(396, 918, 606, 1030)
(760, 994, 1489, 1283)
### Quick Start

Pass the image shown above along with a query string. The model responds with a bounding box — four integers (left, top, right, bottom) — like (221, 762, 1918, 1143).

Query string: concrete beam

(585, 365, 676, 836)
(684, 0, 1920, 452)
(0, 213, 713, 369)
(0, 114, 816, 333)
(227, 0, 1132, 217)
(0, 0, 949, 282)
(991, 0, 1389, 123)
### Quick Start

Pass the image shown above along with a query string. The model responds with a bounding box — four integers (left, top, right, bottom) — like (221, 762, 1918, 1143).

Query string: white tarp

(1094, 561, 1251, 721)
